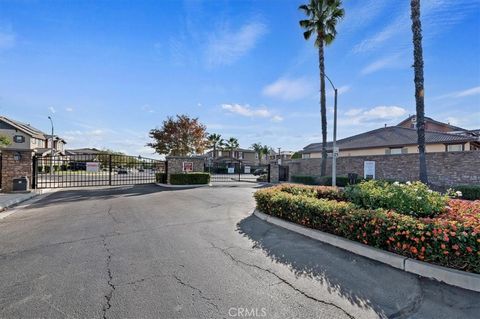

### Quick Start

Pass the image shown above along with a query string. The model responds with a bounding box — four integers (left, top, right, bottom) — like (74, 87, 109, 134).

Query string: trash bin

(12, 176, 29, 191)
(348, 173, 358, 185)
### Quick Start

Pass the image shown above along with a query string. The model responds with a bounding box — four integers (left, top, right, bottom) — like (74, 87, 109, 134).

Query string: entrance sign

(228, 167, 235, 174)
(86, 162, 100, 173)
(182, 162, 193, 172)
(364, 161, 375, 179)
(244, 166, 251, 174)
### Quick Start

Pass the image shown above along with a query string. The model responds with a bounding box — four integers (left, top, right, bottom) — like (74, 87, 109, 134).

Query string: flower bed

(254, 184, 480, 273)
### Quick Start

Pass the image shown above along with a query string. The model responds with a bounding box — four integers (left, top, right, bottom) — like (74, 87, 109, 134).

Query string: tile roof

(0, 116, 46, 139)
(301, 126, 478, 153)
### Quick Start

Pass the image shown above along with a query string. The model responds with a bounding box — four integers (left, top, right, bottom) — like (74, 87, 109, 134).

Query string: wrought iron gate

(32, 154, 165, 189)
(279, 165, 289, 182)
(205, 159, 270, 183)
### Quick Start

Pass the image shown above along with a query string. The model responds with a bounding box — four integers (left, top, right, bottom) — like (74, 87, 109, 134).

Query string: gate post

(1, 149, 34, 192)
(267, 164, 271, 183)
(269, 163, 279, 184)
(31, 155, 37, 189)
(108, 155, 112, 186)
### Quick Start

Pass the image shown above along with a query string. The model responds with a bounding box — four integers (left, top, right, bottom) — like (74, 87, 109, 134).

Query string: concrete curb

(0, 192, 38, 211)
(253, 209, 480, 293)
(155, 183, 211, 188)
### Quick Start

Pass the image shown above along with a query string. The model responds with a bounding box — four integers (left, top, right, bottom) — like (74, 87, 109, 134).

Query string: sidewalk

(0, 192, 39, 211)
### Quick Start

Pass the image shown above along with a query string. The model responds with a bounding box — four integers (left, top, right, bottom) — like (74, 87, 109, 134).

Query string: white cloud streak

(205, 21, 267, 67)
(262, 77, 315, 101)
(221, 103, 283, 122)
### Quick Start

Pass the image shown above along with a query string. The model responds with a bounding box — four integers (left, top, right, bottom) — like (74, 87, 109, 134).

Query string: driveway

(0, 184, 478, 319)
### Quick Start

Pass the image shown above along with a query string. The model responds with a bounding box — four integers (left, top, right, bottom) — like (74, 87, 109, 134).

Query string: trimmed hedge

(155, 173, 167, 184)
(345, 180, 447, 218)
(254, 185, 480, 273)
(290, 175, 316, 185)
(170, 173, 210, 185)
(455, 185, 480, 201)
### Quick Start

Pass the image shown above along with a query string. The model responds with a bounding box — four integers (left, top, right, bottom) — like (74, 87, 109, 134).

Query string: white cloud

(205, 21, 267, 67)
(433, 86, 480, 100)
(65, 107, 74, 112)
(456, 86, 480, 97)
(48, 106, 56, 114)
(221, 103, 283, 122)
(262, 77, 315, 101)
(141, 104, 155, 113)
(222, 103, 271, 118)
(361, 54, 403, 75)
(342, 105, 408, 124)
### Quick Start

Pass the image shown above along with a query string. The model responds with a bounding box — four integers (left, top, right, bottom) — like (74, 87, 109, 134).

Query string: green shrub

(254, 187, 480, 273)
(290, 175, 317, 185)
(318, 176, 361, 187)
(155, 173, 167, 184)
(275, 184, 345, 201)
(38, 166, 44, 173)
(454, 185, 480, 201)
(170, 173, 210, 185)
(345, 180, 448, 218)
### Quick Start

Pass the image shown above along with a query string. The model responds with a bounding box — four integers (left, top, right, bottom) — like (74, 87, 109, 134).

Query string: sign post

(363, 161, 376, 179)
(86, 162, 100, 173)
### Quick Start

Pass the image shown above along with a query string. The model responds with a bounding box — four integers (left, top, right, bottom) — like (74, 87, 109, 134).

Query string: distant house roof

(0, 116, 46, 139)
(397, 115, 466, 131)
(45, 134, 67, 144)
(300, 126, 478, 153)
(65, 148, 102, 155)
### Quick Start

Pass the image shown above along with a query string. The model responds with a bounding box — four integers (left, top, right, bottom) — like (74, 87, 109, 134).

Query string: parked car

(253, 168, 267, 176)
(117, 169, 128, 174)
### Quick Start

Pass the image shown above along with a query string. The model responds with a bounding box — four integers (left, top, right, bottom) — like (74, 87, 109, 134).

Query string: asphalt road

(0, 184, 478, 319)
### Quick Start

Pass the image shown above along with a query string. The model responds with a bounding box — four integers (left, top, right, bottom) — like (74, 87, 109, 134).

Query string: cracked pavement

(0, 184, 478, 318)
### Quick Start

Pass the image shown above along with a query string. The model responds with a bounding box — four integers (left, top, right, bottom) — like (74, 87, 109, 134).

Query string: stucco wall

(288, 151, 480, 188)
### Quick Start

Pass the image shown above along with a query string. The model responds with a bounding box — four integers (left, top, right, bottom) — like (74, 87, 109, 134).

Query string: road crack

(101, 236, 116, 319)
(209, 242, 355, 319)
(172, 273, 221, 313)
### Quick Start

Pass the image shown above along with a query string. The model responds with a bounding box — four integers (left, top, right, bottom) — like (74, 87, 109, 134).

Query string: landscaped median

(253, 181, 480, 291)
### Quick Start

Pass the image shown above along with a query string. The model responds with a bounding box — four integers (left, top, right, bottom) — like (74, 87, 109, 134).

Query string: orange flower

(410, 247, 418, 254)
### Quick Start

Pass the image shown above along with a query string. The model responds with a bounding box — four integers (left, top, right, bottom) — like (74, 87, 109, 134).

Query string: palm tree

(251, 143, 263, 164)
(262, 145, 271, 164)
(225, 137, 239, 158)
(299, 0, 344, 176)
(208, 133, 224, 159)
(410, 0, 428, 184)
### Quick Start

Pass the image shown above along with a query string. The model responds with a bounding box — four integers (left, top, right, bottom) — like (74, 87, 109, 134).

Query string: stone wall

(287, 151, 480, 187)
(1, 149, 34, 192)
(165, 156, 205, 183)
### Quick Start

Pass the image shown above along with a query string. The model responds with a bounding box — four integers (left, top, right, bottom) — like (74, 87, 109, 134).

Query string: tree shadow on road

(236, 214, 479, 318)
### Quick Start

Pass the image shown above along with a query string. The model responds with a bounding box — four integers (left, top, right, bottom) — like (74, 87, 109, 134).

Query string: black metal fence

(32, 154, 165, 189)
(205, 160, 270, 183)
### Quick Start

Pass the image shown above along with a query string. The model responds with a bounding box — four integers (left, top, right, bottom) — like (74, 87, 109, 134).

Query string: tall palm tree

(225, 137, 239, 158)
(299, 0, 344, 176)
(261, 145, 271, 164)
(410, 0, 428, 184)
(251, 143, 263, 164)
(208, 133, 224, 159)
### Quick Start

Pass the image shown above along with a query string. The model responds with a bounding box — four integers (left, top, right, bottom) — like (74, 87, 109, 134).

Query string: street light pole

(321, 72, 338, 187)
(48, 116, 54, 175)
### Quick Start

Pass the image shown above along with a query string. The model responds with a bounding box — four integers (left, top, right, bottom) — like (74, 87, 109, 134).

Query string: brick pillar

(1, 149, 34, 192)
(165, 156, 205, 184)
(269, 163, 279, 183)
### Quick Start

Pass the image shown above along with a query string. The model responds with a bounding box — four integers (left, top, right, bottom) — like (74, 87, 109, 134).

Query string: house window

(302, 153, 310, 159)
(447, 144, 463, 152)
(13, 135, 25, 143)
(218, 150, 222, 157)
(238, 151, 243, 159)
(390, 148, 402, 155)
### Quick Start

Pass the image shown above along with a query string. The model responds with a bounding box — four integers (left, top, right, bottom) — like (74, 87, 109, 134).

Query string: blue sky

(0, 0, 479, 158)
